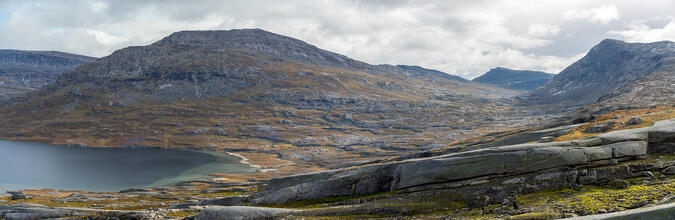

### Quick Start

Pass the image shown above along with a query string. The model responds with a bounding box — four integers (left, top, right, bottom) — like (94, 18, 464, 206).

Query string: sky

(0, 0, 674, 79)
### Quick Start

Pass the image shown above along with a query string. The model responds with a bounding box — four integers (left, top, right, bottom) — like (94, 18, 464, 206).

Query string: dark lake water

(0, 140, 257, 193)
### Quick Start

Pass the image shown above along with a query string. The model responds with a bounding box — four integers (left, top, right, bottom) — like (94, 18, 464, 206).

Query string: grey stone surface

(628, 116, 644, 125)
(252, 120, 672, 205)
(264, 169, 339, 192)
(193, 206, 297, 220)
(171, 196, 248, 209)
(539, 136, 555, 143)
(0, 204, 69, 220)
(585, 124, 610, 133)
(609, 141, 648, 158)
(661, 166, 675, 175)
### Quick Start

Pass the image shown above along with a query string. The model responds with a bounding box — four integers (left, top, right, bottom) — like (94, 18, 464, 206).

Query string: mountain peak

(155, 28, 294, 46)
(152, 28, 357, 67)
(519, 39, 675, 105)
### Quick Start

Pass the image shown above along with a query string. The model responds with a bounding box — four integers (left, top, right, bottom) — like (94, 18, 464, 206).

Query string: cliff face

(519, 39, 675, 106)
(0, 50, 95, 101)
(472, 67, 553, 91)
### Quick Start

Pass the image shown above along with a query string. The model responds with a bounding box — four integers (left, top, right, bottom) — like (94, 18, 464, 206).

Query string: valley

(0, 29, 673, 219)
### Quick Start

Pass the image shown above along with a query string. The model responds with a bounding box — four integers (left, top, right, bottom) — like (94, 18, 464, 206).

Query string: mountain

(519, 39, 675, 106)
(0, 29, 528, 174)
(0, 50, 96, 101)
(394, 65, 467, 82)
(471, 67, 554, 91)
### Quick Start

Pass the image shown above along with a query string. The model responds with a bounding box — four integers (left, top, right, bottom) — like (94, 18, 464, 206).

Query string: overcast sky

(1, 0, 674, 79)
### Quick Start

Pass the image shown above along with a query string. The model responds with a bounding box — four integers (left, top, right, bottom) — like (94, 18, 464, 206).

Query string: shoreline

(0, 140, 261, 193)
(224, 152, 276, 172)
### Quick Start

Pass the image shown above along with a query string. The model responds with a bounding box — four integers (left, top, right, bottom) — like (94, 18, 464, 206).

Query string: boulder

(7, 191, 30, 200)
(193, 206, 297, 220)
(584, 125, 610, 133)
(661, 166, 675, 175)
(539, 136, 555, 143)
(628, 117, 644, 125)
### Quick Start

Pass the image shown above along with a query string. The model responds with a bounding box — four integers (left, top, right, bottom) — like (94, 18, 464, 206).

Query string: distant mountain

(0, 50, 96, 100)
(472, 67, 554, 91)
(0, 29, 525, 168)
(519, 39, 675, 106)
(393, 65, 467, 82)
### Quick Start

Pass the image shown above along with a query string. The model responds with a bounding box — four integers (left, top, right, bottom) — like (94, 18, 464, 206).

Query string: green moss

(265, 191, 399, 208)
(516, 188, 576, 207)
(564, 183, 675, 215)
(508, 212, 559, 220)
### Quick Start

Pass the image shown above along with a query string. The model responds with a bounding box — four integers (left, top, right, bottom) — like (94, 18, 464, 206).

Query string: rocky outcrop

(252, 119, 674, 205)
(0, 204, 167, 220)
(0, 204, 72, 220)
(191, 206, 298, 220)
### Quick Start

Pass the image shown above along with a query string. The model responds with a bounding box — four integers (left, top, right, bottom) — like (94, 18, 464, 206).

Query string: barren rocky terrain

(0, 29, 673, 219)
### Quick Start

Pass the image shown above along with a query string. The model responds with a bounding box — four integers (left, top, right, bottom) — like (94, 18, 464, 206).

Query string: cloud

(528, 24, 561, 37)
(608, 18, 675, 42)
(563, 5, 620, 24)
(85, 29, 128, 45)
(0, 1, 673, 78)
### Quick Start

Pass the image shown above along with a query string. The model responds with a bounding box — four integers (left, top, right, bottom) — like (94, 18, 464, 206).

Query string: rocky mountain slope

(519, 39, 675, 106)
(0, 29, 532, 175)
(0, 31, 674, 219)
(472, 67, 554, 91)
(0, 50, 96, 101)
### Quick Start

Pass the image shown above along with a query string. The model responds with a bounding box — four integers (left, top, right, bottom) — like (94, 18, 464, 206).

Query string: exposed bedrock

(252, 119, 674, 205)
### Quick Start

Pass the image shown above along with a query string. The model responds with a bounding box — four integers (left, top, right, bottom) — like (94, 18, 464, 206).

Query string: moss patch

(565, 183, 675, 214)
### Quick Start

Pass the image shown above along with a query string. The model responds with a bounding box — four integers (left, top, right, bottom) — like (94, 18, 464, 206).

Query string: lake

(0, 140, 257, 193)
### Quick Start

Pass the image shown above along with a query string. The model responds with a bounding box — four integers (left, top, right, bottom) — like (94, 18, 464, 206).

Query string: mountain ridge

(518, 39, 675, 105)
(472, 67, 554, 91)
(0, 49, 96, 101)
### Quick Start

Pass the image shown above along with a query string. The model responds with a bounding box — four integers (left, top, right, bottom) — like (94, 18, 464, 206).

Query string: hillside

(518, 39, 675, 106)
(472, 67, 554, 91)
(0, 50, 96, 101)
(0, 31, 674, 220)
(0, 29, 531, 176)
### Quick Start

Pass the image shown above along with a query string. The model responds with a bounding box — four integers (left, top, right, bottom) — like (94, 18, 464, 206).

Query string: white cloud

(528, 24, 561, 37)
(85, 29, 128, 45)
(0, 1, 673, 78)
(608, 19, 675, 42)
(563, 5, 620, 24)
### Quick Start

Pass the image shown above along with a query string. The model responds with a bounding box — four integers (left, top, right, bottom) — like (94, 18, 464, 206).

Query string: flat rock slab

(193, 206, 298, 220)
(252, 119, 674, 205)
